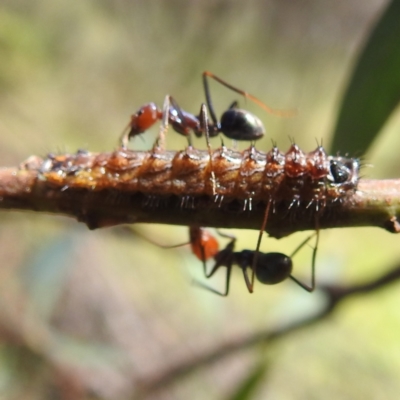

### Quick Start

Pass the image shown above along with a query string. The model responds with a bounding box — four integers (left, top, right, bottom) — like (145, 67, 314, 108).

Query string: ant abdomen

(254, 252, 293, 285)
(220, 109, 265, 141)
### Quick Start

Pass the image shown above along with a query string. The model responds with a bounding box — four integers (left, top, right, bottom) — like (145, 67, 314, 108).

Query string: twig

(0, 164, 399, 237)
(134, 260, 400, 395)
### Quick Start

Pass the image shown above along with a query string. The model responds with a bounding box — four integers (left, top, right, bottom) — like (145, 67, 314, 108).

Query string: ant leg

(216, 230, 256, 290)
(202, 73, 219, 127)
(215, 229, 256, 292)
(249, 199, 272, 293)
(227, 100, 240, 148)
(119, 121, 132, 149)
(241, 264, 254, 293)
(193, 238, 235, 296)
(289, 229, 320, 292)
(223, 265, 232, 296)
(203, 71, 297, 117)
(168, 96, 185, 121)
(205, 238, 235, 278)
(199, 103, 213, 156)
(215, 229, 236, 241)
(154, 95, 170, 151)
(191, 265, 232, 297)
(199, 103, 217, 195)
(168, 96, 194, 146)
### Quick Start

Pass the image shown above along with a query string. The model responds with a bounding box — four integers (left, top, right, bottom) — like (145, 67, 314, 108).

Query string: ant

(127, 225, 317, 296)
(190, 226, 318, 296)
(120, 71, 294, 148)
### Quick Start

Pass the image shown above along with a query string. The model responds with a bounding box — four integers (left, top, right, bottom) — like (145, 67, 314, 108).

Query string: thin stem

(1, 166, 399, 237)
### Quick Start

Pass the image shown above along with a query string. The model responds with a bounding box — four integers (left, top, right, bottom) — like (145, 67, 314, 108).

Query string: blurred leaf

(54, 333, 126, 368)
(227, 360, 269, 400)
(331, 0, 400, 156)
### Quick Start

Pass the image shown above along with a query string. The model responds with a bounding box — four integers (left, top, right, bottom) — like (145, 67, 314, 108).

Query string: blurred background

(1, 0, 400, 399)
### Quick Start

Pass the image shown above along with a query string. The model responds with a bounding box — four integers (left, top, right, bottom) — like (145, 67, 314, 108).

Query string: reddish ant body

(190, 227, 317, 296)
(189, 226, 220, 262)
(120, 71, 293, 148)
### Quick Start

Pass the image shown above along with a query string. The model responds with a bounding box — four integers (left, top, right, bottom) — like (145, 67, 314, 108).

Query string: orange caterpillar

(37, 144, 359, 211)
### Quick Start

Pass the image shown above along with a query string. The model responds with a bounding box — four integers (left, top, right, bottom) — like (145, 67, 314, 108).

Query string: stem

(0, 166, 399, 238)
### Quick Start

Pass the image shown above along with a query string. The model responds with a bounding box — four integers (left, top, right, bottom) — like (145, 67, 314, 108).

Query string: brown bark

(0, 164, 399, 238)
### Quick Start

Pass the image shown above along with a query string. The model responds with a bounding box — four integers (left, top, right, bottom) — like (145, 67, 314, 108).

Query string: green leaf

(331, 0, 400, 156)
(227, 361, 269, 400)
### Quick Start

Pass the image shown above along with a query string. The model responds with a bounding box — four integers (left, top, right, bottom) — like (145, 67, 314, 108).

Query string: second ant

(120, 71, 294, 148)
(189, 226, 318, 296)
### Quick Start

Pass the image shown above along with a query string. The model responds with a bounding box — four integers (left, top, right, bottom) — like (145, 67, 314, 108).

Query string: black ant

(126, 225, 317, 296)
(190, 227, 318, 296)
(120, 71, 294, 148)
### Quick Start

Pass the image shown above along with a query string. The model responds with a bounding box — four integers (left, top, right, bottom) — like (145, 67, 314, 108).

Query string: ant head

(254, 252, 293, 285)
(128, 103, 161, 136)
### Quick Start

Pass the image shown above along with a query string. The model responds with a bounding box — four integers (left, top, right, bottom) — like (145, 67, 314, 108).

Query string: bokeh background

(1, 0, 400, 399)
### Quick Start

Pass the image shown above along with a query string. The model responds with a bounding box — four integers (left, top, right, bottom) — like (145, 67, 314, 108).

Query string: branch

(134, 260, 400, 395)
(0, 148, 399, 237)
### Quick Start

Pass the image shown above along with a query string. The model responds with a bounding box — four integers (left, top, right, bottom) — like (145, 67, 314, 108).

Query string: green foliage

(331, 0, 400, 155)
(228, 360, 269, 400)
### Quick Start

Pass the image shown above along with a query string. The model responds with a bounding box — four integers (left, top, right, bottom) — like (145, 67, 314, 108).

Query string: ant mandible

(190, 226, 318, 296)
(120, 71, 294, 148)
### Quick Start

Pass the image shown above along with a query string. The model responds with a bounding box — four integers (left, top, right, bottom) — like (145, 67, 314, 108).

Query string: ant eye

(255, 252, 292, 285)
(137, 110, 144, 116)
(330, 160, 350, 184)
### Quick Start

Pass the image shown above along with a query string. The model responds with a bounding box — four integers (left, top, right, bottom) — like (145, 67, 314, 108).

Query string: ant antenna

(122, 226, 191, 249)
(287, 231, 318, 292)
(203, 71, 297, 118)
